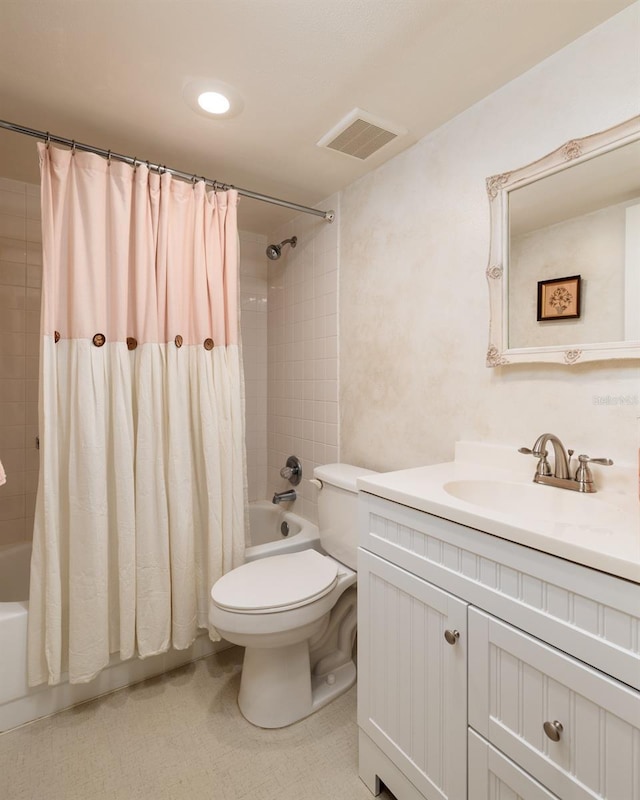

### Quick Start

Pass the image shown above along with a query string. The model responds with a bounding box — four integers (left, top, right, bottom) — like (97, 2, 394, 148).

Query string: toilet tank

(313, 463, 378, 570)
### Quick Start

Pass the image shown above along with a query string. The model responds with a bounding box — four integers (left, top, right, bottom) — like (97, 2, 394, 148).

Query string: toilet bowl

(209, 463, 377, 728)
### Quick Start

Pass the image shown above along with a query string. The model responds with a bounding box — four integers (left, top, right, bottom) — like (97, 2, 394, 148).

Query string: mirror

(485, 115, 640, 366)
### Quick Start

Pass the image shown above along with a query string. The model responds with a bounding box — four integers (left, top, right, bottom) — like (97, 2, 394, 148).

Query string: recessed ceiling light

(197, 91, 231, 115)
(183, 79, 243, 120)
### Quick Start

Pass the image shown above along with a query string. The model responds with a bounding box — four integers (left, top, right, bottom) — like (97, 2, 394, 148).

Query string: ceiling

(0, 0, 633, 234)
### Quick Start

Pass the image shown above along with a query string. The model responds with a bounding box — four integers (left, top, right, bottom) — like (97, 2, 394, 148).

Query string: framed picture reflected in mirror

(537, 275, 581, 321)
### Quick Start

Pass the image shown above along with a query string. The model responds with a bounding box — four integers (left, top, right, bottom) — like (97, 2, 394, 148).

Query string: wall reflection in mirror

(485, 115, 640, 366)
(508, 139, 640, 349)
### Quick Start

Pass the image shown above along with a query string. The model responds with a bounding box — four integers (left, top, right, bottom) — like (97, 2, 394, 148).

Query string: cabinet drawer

(360, 493, 640, 690)
(469, 608, 640, 800)
(469, 730, 559, 800)
(358, 548, 468, 800)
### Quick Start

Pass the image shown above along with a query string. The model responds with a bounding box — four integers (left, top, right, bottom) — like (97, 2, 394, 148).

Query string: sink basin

(442, 479, 626, 530)
(356, 444, 639, 581)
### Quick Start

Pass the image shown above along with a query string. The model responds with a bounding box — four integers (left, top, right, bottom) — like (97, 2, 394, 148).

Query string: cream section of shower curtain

(28, 144, 246, 686)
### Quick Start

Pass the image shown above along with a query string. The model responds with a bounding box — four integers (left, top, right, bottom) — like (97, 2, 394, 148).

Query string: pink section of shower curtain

(37, 143, 239, 346)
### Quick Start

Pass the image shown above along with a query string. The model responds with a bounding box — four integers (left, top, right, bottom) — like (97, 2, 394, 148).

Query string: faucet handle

(518, 446, 551, 476)
(518, 446, 547, 458)
(574, 454, 613, 493)
(279, 455, 302, 486)
(577, 455, 613, 466)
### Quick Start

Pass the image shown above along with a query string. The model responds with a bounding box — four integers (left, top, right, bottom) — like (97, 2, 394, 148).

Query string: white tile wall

(0, 177, 41, 546)
(239, 231, 268, 503)
(267, 195, 340, 523)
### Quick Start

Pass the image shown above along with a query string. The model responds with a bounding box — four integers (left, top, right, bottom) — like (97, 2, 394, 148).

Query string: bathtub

(245, 500, 320, 561)
(0, 501, 319, 732)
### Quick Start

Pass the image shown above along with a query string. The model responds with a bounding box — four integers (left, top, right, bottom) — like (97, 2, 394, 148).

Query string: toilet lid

(211, 550, 339, 613)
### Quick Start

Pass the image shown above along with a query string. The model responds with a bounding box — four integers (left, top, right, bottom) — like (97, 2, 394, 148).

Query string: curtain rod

(0, 119, 335, 223)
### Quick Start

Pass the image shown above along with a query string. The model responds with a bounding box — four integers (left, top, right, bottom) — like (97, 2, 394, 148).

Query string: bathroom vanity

(356, 443, 640, 800)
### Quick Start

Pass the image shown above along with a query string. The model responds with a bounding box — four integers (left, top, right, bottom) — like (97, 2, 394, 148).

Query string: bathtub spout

(272, 489, 297, 504)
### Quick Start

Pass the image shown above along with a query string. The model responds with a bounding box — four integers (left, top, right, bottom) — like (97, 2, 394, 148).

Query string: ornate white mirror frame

(485, 115, 640, 367)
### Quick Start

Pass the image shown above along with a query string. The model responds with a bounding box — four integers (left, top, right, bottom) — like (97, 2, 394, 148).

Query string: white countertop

(357, 442, 640, 584)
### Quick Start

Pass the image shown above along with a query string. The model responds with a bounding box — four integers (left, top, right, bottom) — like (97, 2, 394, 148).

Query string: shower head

(266, 243, 281, 260)
(266, 236, 297, 260)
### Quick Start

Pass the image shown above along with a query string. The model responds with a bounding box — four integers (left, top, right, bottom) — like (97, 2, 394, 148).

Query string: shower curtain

(28, 144, 246, 686)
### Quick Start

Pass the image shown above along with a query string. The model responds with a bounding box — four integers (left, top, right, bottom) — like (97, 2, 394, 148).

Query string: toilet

(209, 463, 377, 728)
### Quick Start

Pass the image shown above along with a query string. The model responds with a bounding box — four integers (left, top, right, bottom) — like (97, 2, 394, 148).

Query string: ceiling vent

(317, 108, 406, 160)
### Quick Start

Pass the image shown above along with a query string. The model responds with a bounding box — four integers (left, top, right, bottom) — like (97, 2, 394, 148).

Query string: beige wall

(340, 5, 640, 472)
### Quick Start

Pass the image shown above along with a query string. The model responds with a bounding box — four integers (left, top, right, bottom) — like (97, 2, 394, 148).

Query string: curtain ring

(133, 157, 138, 172)
(71, 140, 76, 156)
(45, 132, 50, 149)
(191, 174, 197, 188)
(107, 149, 112, 166)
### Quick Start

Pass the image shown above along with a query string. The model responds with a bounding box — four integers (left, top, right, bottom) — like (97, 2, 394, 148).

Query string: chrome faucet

(272, 488, 297, 504)
(521, 433, 570, 479)
(519, 433, 613, 493)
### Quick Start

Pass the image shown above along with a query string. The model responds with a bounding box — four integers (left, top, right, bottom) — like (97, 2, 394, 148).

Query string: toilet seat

(211, 549, 339, 614)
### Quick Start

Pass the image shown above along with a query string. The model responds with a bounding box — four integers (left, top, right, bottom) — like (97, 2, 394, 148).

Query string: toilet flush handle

(310, 478, 323, 490)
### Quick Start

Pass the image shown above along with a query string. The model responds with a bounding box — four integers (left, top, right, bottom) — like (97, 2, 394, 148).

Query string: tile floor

(0, 647, 395, 800)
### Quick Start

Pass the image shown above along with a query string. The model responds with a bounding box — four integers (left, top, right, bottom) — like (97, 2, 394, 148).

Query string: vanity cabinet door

(468, 730, 560, 800)
(468, 608, 640, 800)
(358, 548, 468, 800)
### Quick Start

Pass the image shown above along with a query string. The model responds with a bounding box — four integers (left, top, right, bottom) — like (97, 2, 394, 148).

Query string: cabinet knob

(543, 720, 563, 742)
(444, 629, 460, 645)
